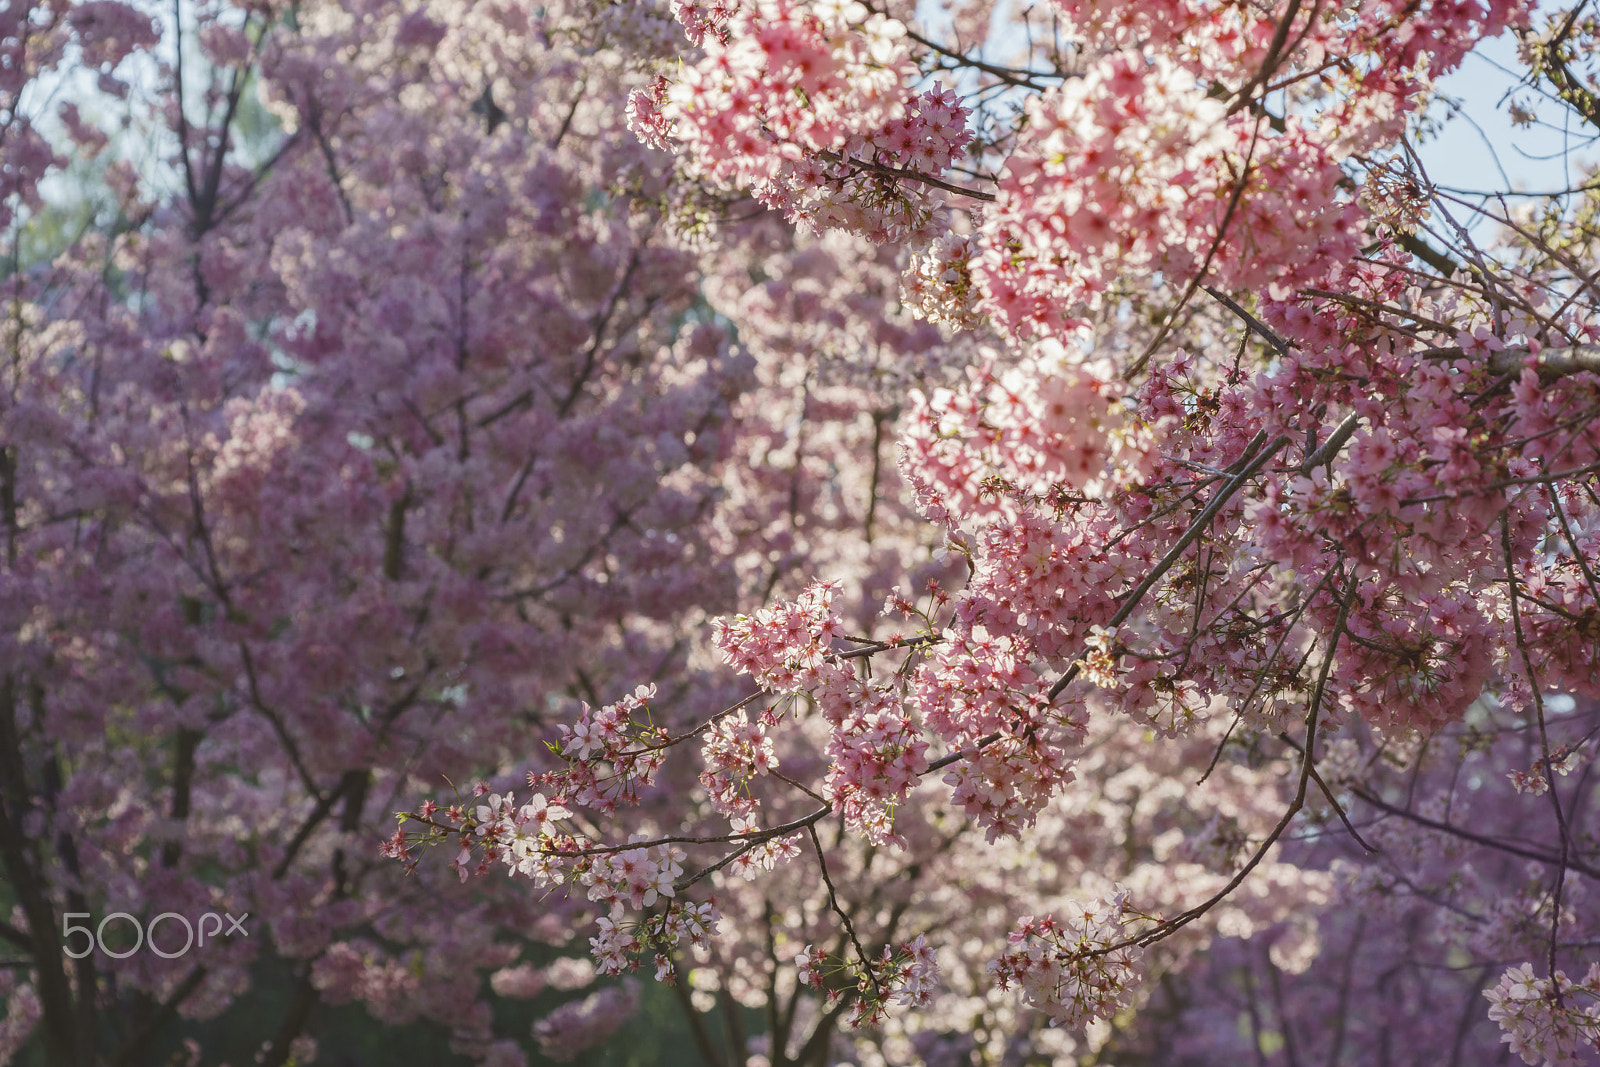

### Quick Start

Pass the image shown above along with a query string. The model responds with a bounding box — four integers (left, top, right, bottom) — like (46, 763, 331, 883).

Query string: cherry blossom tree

(0, 1, 895, 1062)
(405, 0, 1600, 1063)
(5, 0, 1600, 1065)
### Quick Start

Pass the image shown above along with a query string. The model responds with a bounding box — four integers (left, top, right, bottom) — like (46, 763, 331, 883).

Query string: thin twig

(807, 823, 885, 1003)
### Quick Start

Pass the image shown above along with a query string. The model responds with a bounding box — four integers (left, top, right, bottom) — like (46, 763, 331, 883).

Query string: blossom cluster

(796, 932, 943, 1026)
(1485, 963, 1600, 1066)
(714, 582, 932, 843)
(723, 816, 805, 880)
(1508, 742, 1588, 796)
(900, 231, 985, 330)
(547, 685, 671, 814)
(700, 710, 779, 817)
(986, 891, 1144, 1030)
(901, 342, 1161, 527)
(711, 581, 843, 690)
(864, 81, 973, 184)
(974, 51, 1360, 341)
(633, 0, 969, 242)
(589, 901, 722, 977)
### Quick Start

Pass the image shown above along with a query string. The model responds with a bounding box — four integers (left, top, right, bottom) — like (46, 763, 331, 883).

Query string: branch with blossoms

(389, 475, 1379, 1032)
